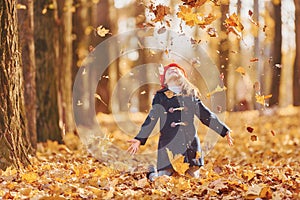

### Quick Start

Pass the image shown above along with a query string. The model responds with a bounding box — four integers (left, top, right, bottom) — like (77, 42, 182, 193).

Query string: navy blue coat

(134, 88, 230, 171)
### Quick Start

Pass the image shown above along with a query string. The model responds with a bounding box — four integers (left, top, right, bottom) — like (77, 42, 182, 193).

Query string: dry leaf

(17, 4, 27, 9)
(96, 26, 110, 37)
(207, 27, 218, 37)
(177, 6, 216, 27)
(206, 85, 227, 98)
(250, 135, 258, 141)
(246, 126, 254, 133)
(250, 57, 259, 62)
(224, 13, 244, 38)
(149, 4, 170, 22)
(235, 66, 246, 75)
(166, 148, 190, 175)
(255, 94, 272, 105)
(181, 0, 208, 8)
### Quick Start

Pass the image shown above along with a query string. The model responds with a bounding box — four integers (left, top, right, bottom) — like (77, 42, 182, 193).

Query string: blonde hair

(165, 69, 201, 98)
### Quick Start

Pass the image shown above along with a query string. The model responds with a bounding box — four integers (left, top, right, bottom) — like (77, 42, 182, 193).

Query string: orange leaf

(177, 6, 216, 27)
(181, 0, 208, 8)
(250, 135, 258, 141)
(149, 4, 170, 22)
(235, 66, 246, 75)
(250, 57, 259, 62)
(224, 13, 244, 38)
(166, 148, 189, 175)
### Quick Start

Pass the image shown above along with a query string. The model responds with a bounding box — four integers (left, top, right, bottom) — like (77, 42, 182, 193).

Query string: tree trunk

(0, 0, 31, 170)
(269, 2, 282, 106)
(17, 0, 37, 150)
(57, 0, 76, 133)
(294, 0, 300, 106)
(34, 0, 62, 142)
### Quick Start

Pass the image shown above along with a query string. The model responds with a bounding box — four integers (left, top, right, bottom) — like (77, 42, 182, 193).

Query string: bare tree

(269, 1, 282, 106)
(18, 0, 37, 149)
(294, 0, 300, 106)
(34, 0, 62, 142)
(0, 0, 31, 169)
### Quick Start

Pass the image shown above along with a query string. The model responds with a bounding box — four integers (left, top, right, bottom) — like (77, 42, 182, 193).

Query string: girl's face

(164, 67, 183, 84)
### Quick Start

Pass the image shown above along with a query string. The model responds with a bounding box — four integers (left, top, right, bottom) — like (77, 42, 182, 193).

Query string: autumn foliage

(0, 107, 299, 199)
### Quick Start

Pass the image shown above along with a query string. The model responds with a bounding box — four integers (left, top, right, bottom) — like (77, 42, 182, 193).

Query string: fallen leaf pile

(0, 107, 299, 199)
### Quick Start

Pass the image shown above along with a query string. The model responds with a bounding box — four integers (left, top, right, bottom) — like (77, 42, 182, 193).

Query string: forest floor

(0, 106, 299, 199)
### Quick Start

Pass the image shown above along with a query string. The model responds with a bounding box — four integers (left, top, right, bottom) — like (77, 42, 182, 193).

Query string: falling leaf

(190, 38, 201, 44)
(248, 10, 259, 26)
(17, 4, 27, 9)
(181, 0, 208, 8)
(274, 63, 282, 68)
(96, 26, 110, 37)
(246, 126, 254, 133)
(166, 148, 189, 175)
(177, 6, 216, 27)
(157, 26, 167, 34)
(235, 66, 246, 75)
(250, 57, 259, 62)
(207, 27, 218, 37)
(42, 8, 47, 14)
(149, 4, 170, 22)
(251, 135, 258, 141)
(224, 13, 244, 38)
(271, 130, 276, 136)
(255, 94, 272, 105)
(206, 85, 227, 97)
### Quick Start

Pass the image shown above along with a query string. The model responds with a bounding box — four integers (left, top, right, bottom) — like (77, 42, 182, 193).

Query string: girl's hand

(127, 139, 141, 155)
(226, 131, 234, 146)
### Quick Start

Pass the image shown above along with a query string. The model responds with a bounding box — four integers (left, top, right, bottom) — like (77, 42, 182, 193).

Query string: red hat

(160, 63, 187, 86)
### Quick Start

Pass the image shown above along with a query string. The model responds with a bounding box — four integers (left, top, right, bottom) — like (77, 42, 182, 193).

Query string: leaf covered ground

(0, 107, 299, 199)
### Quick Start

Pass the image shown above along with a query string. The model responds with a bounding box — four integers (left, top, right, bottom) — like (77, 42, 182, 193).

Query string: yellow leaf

(224, 13, 244, 38)
(17, 4, 27, 10)
(177, 6, 216, 27)
(42, 8, 47, 15)
(206, 85, 227, 97)
(166, 148, 189, 175)
(48, 3, 55, 9)
(181, 0, 208, 8)
(21, 172, 38, 183)
(255, 94, 272, 105)
(243, 170, 256, 181)
(96, 26, 110, 37)
(235, 66, 246, 75)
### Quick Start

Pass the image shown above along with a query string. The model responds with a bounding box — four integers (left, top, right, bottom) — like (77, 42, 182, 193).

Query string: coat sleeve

(134, 93, 161, 145)
(194, 98, 230, 137)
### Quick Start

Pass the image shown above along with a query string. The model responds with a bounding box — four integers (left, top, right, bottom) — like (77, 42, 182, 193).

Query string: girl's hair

(179, 74, 201, 98)
(166, 68, 202, 99)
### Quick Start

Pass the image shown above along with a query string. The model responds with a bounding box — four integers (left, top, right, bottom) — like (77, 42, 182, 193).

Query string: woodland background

(0, 0, 299, 199)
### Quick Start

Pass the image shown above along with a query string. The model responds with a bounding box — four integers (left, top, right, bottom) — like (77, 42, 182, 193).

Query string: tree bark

(294, 0, 300, 106)
(269, 2, 282, 106)
(17, 0, 37, 150)
(57, 0, 76, 133)
(34, 0, 62, 142)
(0, 0, 31, 170)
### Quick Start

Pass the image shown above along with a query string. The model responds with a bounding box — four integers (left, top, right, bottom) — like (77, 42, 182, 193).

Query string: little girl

(128, 63, 233, 181)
